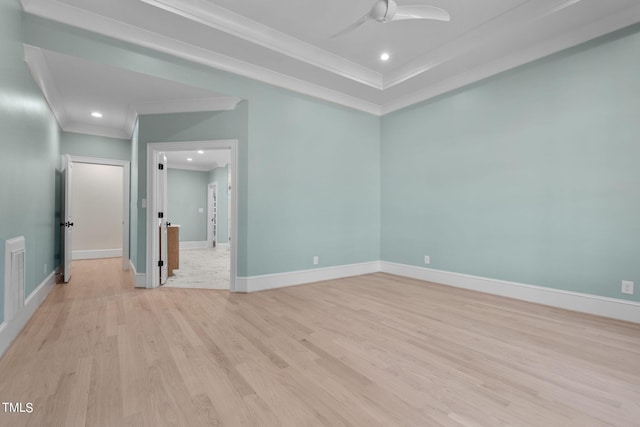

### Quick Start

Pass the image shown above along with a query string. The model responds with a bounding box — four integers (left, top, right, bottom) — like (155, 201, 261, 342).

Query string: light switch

(198, 207, 204, 213)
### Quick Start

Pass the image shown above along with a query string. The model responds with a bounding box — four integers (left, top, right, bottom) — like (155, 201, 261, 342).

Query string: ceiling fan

(330, 0, 451, 38)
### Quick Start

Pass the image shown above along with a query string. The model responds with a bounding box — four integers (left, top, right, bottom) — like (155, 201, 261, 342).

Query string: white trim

(60, 121, 131, 140)
(235, 261, 381, 293)
(124, 97, 242, 140)
(0, 270, 56, 358)
(380, 262, 640, 324)
(72, 249, 122, 260)
(128, 259, 147, 288)
(147, 140, 238, 292)
(4, 237, 26, 324)
(179, 241, 208, 250)
(217, 243, 230, 252)
(139, 0, 382, 89)
(23, 45, 71, 128)
(68, 156, 130, 272)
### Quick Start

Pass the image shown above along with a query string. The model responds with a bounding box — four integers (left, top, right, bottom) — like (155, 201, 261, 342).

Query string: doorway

(146, 140, 238, 291)
(61, 155, 130, 282)
(71, 163, 124, 259)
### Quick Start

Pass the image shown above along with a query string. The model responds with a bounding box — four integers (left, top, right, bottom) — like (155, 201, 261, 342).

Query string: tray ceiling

(21, 0, 640, 116)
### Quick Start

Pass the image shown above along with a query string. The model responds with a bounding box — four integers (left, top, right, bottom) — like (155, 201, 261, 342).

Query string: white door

(61, 155, 74, 283)
(207, 183, 217, 248)
(157, 152, 168, 285)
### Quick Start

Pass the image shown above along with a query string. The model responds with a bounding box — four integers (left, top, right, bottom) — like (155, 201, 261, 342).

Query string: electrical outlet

(621, 280, 634, 295)
(313, 256, 319, 265)
(424, 255, 430, 265)
(198, 207, 204, 213)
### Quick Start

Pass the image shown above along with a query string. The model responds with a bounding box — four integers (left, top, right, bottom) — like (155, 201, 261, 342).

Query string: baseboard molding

(128, 259, 147, 288)
(236, 261, 380, 293)
(380, 262, 640, 324)
(180, 241, 209, 249)
(72, 249, 122, 260)
(0, 270, 57, 358)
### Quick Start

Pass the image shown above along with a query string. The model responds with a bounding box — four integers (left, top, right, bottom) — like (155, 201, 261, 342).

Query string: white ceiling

(165, 149, 230, 171)
(21, 0, 640, 117)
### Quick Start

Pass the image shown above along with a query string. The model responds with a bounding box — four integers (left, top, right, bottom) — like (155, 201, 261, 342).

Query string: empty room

(1, 0, 639, 426)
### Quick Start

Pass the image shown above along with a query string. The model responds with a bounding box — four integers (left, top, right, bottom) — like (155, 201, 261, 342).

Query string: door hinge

(158, 260, 164, 267)
(158, 163, 164, 170)
(158, 212, 164, 218)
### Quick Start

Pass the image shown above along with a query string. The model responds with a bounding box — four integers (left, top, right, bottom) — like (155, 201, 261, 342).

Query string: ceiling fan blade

(392, 5, 451, 22)
(329, 14, 370, 38)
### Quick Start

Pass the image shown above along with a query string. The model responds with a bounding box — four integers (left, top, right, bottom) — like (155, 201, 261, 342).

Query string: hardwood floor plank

(65, 356, 93, 426)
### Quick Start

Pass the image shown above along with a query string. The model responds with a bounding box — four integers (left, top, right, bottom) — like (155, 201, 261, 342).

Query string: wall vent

(4, 237, 25, 323)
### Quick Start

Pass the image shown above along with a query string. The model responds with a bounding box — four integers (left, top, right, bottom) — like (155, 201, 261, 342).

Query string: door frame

(67, 155, 131, 272)
(146, 140, 238, 291)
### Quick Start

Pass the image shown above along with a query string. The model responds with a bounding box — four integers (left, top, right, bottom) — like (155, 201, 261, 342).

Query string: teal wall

(24, 16, 381, 277)
(246, 88, 380, 275)
(167, 169, 209, 242)
(209, 166, 229, 244)
(61, 131, 131, 161)
(0, 0, 61, 322)
(381, 25, 640, 302)
(18, 8, 637, 304)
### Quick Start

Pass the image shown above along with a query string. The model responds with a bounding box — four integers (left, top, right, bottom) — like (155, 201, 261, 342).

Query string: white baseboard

(236, 261, 380, 293)
(180, 241, 209, 249)
(128, 259, 147, 288)
(380, 262, 640, 324)
(73, 249, 122, 260)
(0, 270, 57, 358)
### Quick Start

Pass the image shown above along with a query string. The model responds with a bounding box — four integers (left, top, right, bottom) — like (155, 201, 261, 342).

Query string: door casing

(146, 140, 238, 291)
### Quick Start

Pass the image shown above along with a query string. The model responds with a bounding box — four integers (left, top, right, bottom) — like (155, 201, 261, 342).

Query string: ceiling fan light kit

(331, 0, 451, 38)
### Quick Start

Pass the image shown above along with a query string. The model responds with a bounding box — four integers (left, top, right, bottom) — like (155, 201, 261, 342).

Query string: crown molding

(62, 121, 131, 140)
(124, 96, 242, 138)
(23, 44, 71, 128)
(22, 0, 382, 116)
(135, 96, 241, 115)
(139, 0, 383, 90)
(382, 1, 640, 114)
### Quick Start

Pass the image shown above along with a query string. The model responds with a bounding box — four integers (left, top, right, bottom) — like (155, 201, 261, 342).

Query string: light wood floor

(1, 258, 639, 426)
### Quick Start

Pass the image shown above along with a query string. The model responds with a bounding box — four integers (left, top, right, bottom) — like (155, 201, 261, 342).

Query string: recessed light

(380, 52, 390, 61)
(197, 150, 204, 154)
(187, 158, 193, 162)
(91, 111, 103, 118)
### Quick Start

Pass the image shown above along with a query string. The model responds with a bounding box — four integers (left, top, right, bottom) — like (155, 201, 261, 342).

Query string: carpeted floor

(163, 247, 230, 289)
